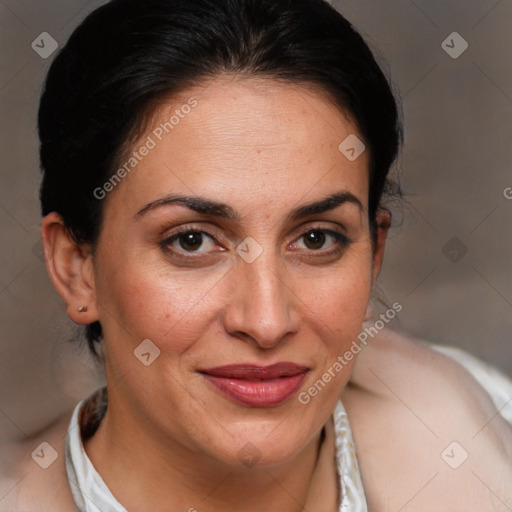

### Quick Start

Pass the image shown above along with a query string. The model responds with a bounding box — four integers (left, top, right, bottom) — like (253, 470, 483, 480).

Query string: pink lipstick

(199, 363, 308, 407)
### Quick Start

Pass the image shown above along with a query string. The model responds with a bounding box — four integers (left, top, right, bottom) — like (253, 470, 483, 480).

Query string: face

(90, 76, 378, 467)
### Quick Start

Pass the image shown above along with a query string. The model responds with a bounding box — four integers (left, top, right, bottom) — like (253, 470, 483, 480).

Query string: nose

(222, 255, 300, 350)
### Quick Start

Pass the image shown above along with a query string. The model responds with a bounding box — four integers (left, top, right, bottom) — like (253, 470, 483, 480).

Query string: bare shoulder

(342, 327, 512, 511)
(0, 409, 78, 512)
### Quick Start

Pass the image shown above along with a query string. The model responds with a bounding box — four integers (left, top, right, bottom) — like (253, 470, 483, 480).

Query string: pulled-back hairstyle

(38, 0, 403, 356)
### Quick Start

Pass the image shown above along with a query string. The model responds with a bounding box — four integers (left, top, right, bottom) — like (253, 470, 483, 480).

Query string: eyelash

(159, 225, 351, 260)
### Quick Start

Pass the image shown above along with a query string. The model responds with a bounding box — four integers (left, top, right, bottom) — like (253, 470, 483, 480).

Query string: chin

(196, 415, 319, 470)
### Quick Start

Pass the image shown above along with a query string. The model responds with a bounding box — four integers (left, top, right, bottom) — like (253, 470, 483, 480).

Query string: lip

(199, 363, 309, 407)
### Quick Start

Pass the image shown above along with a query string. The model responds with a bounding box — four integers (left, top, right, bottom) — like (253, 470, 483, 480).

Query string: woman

(2, 0, 511, 510)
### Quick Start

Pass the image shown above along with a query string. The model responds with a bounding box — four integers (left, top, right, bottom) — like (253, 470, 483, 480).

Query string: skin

(2, 75, 511, 511)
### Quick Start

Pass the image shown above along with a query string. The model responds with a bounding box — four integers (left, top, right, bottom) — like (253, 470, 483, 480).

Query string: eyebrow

(134, 191, 363, 221)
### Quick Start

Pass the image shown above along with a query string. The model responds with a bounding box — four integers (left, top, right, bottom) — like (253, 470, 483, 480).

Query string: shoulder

(0, 409, 78, 512)
(342, 327, 512, 511)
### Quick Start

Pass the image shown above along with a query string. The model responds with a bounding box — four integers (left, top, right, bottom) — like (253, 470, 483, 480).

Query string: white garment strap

(333, 400, 369, 511)
(65, 400, 127, 512)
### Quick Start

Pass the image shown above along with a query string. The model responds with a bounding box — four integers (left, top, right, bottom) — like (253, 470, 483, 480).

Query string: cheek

(316, 280, 370, 366)
(95, 254, 227, 355)
(300, 252, 373, 336)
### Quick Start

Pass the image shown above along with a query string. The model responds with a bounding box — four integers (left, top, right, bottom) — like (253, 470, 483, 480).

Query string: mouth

(199, 363, 309, 407)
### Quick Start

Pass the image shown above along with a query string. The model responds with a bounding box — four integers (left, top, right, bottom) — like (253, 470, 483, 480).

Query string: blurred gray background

(0, 0, 511, 445)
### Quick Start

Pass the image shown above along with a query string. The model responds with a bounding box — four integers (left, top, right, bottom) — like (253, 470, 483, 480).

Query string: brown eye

(162, 230, 217, 253)
(303, 230, 326, 250)
(178, 232, 204, 251)
(291, 228, 350, 254)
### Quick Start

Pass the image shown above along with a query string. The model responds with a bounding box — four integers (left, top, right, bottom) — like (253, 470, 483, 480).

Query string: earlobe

(41, 212, 98, 325)
(372, 208, 391, 283)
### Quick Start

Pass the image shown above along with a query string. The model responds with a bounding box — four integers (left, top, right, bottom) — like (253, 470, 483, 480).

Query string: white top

(65, 343, 512, 512)
(65, 396, 367, 512)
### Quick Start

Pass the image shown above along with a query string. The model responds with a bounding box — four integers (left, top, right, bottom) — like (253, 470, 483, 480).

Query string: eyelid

(290, 226, 350, 250)
(295, 223, 346, 236)
(159, 221, 348, 243)
(161, 228, 221, 250)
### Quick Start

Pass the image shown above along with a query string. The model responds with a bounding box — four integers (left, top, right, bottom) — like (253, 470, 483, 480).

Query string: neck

(84, 398, 331, 512)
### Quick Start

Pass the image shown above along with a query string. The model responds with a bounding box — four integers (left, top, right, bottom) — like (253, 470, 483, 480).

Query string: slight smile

(199, 363, 310, 407)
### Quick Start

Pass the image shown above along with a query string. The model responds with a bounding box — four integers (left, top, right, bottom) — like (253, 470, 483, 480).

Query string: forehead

(160, 75, 362, 159)
(105, 75, 370, 218)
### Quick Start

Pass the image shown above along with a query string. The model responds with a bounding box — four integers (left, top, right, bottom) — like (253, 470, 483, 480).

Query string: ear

(41, 212, 98, 325)
(371, 208, 391, 284)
